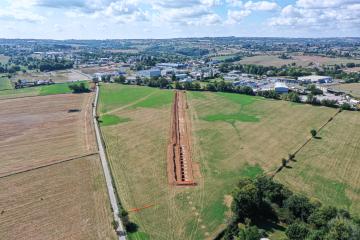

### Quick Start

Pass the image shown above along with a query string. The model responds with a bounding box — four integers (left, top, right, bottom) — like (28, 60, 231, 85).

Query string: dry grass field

(0, 92, 116, 240)
(98, 84, 357, 240)
(276, 110, 360, 214)
(0, 155, 115, 240)
(0, 93, 95, 177)
(331, 83, 360, 98)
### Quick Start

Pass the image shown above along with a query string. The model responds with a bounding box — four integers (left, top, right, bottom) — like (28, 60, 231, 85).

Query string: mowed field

(239, 54, 360, 67)
(0, 92, 116, 240)
(98, 84, 360, 240)
(276, 110, 360, 214)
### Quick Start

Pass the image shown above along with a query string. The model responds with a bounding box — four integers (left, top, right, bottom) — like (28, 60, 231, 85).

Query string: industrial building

(298, 75, 333, 84)
(274, 82, 289, 93)
(137, 68, 161, 78)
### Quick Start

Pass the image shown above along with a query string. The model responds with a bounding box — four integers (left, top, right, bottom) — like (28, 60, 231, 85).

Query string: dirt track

(167, 91, 195, 186)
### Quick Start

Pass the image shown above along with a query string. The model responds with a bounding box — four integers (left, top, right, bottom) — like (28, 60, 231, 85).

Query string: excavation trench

(167, 91, 196, 186)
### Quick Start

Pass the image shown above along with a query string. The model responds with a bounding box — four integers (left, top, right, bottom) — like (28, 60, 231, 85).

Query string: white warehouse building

(298, 75, 333, 84)
(274, 82, 289, 94)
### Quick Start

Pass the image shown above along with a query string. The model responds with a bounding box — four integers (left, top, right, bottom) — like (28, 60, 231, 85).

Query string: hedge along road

(93, 84, 126, 240)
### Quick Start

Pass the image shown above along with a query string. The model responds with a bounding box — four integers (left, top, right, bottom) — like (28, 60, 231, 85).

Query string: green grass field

(0, 82, 89, 99)
(0, 76, 12, 90)
(97, 84, 360, 240)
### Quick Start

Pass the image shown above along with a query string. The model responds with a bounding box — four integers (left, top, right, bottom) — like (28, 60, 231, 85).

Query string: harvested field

(167, 91, 195, 186)
(0, 155, 116, 240)
(0, 93, 96, 177)
(0, 91, 116, 240)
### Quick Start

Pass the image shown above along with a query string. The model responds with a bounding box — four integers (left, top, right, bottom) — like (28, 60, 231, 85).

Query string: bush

(310, 129, 317, 137)
(286, 222, 310, 240)
(68, 82, 90, 93)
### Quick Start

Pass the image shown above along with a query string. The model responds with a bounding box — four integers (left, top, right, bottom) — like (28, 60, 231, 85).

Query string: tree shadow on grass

(314, 136, 322, 140)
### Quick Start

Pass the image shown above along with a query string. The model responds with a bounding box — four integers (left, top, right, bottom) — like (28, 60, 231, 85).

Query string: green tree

(231, 178, 263, 221)
(285, 222, 310, 240)
(284, 195, 316, 222)
(325, 217, 360, 240)
(310, 129, 317, 137)
(308, 206, 338, 228)
(238, 224, 262, 240)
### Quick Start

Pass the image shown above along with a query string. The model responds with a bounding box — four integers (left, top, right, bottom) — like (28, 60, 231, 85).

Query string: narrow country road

(92, 84, 127, 240)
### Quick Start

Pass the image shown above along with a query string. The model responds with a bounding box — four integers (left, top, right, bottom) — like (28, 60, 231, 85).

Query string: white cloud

(226, 1, 278, 24)
(270, 0, 360, 29)
(226, 9, 251, 24)
(244, 1, 278, 11)
(0, 7, 44, 23)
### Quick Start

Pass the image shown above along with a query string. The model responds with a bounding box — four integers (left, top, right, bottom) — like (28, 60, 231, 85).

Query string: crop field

(11, 70, 90, 83)
(331, 83, 360, 98)
(239, 54, 360, 67)
(98, 84, 358, 239)
(0, 92, 116, 239)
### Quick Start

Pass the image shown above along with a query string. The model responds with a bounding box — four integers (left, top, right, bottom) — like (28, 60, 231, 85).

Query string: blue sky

(0, 0, 359, 39)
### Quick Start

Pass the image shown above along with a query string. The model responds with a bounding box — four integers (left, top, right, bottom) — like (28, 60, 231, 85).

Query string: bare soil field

(0, 155, 116, 240)
(0, 93, 96, 177)
(80, 65, 120, 75)
(11, 70, 90, 83)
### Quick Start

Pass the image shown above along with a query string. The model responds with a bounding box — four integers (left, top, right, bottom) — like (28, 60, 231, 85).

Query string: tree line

(220, 177, 360, 240)
(120, 77, 355, 111)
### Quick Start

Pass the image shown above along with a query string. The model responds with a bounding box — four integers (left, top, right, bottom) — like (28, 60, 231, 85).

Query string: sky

(0, 0, 359, 39)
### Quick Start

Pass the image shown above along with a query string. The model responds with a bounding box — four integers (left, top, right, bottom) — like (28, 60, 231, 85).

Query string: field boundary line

(0, 152, 98, 179)
(101, 90, 157, 116)
(93, 84, 127, 240)
(0, 92, 78, 102)
(271, 109, 342, 177)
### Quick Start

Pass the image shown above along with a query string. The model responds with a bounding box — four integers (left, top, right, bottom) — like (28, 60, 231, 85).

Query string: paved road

(92, 85, 126, 240)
